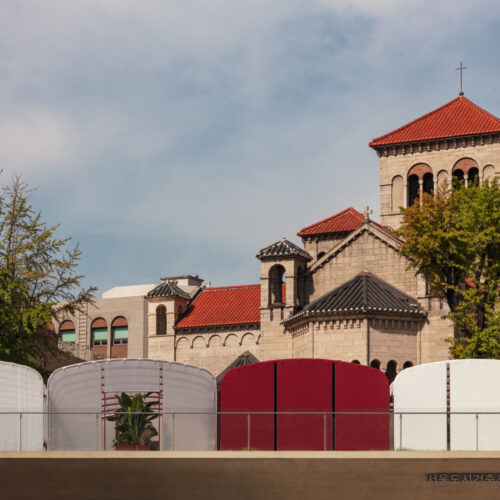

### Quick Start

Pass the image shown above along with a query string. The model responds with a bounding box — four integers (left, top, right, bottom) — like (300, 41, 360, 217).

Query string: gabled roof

(297, 207, 399, 240)
(257, 237, 312, 261)
(308, 220, 402, 275)
(216, 351, 259, 386)
(369, 95, 500, 147)
(147, 280, 191, 299)
(285, 272, 424, 325)
(176, 285, 261, 329)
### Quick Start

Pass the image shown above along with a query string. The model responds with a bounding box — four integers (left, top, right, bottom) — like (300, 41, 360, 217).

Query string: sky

(1, 0, 500, 294)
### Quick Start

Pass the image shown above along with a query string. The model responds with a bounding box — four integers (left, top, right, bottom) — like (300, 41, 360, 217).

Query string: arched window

(437, 170, 448, 189)
(111, 317, 128, 345)
(391, 175, 404, 212)
(403, 361, 414, 369)
(156, 305, 167, 335)
(483, 165, 496, 183)
(385, 360, 397, 384)
(269, 264, 285, 305)
(452, 169, 465, 188)
(59, 320, 75, 343)
(370, 359, 381, 370)
(408, 175, 419, 207)
(468, 167, 479, 186)
(91, 318, 108, 346)
(423, 172, 434, 195)
(297, 266, 306, 307)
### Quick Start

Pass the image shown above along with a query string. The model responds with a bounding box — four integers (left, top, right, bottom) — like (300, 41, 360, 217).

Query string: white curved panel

(47, 359, 216, 451)
(393, 361, 447, 450)
(450, 359, 500, 450)
(0, 361, 44, 450)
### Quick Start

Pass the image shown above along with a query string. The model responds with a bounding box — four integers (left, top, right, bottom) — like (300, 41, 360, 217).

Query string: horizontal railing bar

(2, 411, 500, 415)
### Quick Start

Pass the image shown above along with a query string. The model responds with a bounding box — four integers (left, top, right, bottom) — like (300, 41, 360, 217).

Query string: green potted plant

(107, 392, 159, 450)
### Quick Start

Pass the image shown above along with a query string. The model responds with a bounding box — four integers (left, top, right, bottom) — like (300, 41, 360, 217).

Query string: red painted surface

(335, 362, 390, 450)
(297, 207, 399, 240)
(369, 96, 500, 147)
(219, 359, 390, 451)
(277, 359, 332, 451)
(219, 362, 275, 450)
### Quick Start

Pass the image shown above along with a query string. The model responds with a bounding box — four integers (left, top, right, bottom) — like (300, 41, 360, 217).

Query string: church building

(55, 95, 500, 380)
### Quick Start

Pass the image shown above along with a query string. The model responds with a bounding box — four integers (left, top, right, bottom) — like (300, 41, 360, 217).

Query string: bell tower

(369, 95, 500, 230)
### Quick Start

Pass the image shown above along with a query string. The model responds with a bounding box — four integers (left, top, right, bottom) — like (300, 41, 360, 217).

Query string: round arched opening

(111, 316, 128, 345)
(452, 169, 465, 188)
(156, 305, 167, 335)
(408, 174, 419, 206)
(269, 264, 286, 305)
(91, 318, 108, 347)
(468, 167, 479, 186)
(59, 320, 76, 343)
(385, 360, 397, 384)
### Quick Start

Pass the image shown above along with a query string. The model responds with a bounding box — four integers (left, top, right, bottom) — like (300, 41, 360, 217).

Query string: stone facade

(55, 96, 500, 379)
(377, 132, 500, 230)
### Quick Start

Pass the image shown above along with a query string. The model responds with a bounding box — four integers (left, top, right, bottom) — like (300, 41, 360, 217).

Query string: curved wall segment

(47, 359, 216, 451)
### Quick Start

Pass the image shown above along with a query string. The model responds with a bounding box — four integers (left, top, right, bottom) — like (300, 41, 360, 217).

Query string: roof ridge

(369, 96, 461, 146)
(204, 284, 260, 291)
(297, 207, 361, 235)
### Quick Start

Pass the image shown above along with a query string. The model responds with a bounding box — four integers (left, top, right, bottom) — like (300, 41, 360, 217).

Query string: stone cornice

(175, 322, 260, 335)
(373, 133, 500, 158)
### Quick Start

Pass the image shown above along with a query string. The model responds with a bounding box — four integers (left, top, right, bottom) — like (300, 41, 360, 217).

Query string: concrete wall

(55, 296, 148, 360)
(3, 451, 500, 500)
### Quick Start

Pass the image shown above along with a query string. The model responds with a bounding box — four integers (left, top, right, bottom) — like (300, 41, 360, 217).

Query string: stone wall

(174, 327, 262, 376)
(309, 230, 423, 302)
(378, 139, 500, 229)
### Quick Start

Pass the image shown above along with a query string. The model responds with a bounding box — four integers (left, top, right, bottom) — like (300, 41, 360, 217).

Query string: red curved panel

(219, 362, 275, 450)
(335, 362, 389, 450)
(219, 359, 389, 451)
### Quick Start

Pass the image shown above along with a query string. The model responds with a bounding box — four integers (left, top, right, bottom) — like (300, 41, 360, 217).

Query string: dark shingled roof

(147, 280, 191, 299)
(285, 272, 424, 324)
(257, 238, 312, 261)
(216, 351, 259, 387)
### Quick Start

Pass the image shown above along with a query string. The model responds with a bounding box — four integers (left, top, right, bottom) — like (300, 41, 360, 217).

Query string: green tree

(398, 180, 500, 358)
(0, 176, 95, 373)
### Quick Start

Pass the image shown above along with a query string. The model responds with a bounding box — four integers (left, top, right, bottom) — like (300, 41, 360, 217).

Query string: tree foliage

(107, 392, 159, 447)
(0, 177, 95, 373)
(398, 180, 500, 358)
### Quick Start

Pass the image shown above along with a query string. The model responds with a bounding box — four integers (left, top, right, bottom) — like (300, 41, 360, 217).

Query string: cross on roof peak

(362, 206, 372, 222)
(455, 61, 467, 96)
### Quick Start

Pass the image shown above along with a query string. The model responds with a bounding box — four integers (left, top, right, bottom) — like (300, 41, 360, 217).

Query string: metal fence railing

(1, 411, 498, 452)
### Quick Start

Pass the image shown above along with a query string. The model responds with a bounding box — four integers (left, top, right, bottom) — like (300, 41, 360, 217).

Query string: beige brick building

(55, 94, 500, 380)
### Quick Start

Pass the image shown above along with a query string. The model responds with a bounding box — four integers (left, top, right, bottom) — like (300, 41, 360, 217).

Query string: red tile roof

(369, 96, 500, 147)
(176, 285, 262, 328)
(298, 207, 363, 236)
(297, 207, 399, 240)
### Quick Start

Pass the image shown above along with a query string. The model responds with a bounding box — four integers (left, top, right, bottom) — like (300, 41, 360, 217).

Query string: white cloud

(0, 107, 77, 175)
